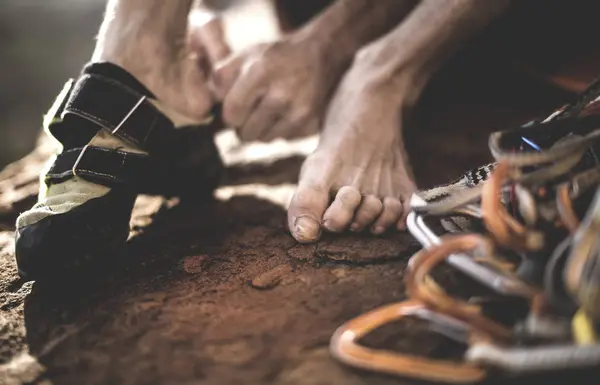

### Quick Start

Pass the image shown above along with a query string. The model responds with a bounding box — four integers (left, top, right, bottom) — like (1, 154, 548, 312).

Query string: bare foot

(285, 0, 513, 243)
(287, 65, 417, 243)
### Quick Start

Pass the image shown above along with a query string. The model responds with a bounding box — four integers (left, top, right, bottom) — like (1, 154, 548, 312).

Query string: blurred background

(2, 0, 599, 170)
(0, 0, 288, 169)
(0, 0, 105, 168)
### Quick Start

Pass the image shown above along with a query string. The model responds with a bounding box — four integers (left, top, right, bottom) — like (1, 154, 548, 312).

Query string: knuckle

(265, 88, 289, 108)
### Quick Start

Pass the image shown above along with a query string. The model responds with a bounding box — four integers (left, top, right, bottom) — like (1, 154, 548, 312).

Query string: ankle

(90, 0, 194, 104)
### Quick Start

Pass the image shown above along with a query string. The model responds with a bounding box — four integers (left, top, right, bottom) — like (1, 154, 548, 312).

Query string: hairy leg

(14, 0, 230, 280)
(93, 0, 228, 123)
(288, 0, 512, 243)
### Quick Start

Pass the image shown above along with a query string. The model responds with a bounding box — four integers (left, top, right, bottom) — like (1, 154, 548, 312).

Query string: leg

(15, 0, 227, 280)
(93, 0, 226, 122)
(287, 0, 512, 243)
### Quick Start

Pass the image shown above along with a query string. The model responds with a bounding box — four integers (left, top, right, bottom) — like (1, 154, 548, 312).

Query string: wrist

(286, 27, 353, 80)
(291, 14, 359, 68)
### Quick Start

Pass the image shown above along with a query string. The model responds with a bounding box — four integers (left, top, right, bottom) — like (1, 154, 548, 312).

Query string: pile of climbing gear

(329, 79, 600, 383)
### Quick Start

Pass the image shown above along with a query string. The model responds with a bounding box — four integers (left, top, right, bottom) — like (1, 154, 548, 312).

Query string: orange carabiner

(329, 299, 491, 384)
(556, 183, 580, 233)
(481, 162, 542, 251)
(405, 234, 541, 341)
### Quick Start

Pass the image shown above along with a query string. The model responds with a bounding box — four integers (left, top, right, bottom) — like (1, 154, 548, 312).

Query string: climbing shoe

(15, 62, 224, 281)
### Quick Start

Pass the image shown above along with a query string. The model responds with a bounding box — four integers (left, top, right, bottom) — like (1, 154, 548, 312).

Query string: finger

(192, 16, 231, 67)
(261, 109, 313, 142)
(262, 103, 320, 141)
(222, 73, 263, 128)
(322, 186, 362, 233)
(242, 90, 289, 141)
(349, 195, 383, 232)
(211, 54, 245, 100)
(241, 98, 285, 142)
(371, 197, 403, 235)
(262, 116, 292, 142)
(295, 116, 320, 138)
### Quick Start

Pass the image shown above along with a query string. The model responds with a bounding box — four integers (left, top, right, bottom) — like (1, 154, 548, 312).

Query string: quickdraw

(330, 79, 600, 383)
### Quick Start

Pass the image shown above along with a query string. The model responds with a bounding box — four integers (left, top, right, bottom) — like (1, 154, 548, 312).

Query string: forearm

(358, 0, 512, 90)
(293, 0, 419, 66)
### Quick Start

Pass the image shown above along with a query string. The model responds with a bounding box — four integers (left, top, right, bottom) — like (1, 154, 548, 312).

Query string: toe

(287, 182, 329, 243)
(350, 195, 383, 232)
(396, 195, 412, 231)
(371, 197, 403, 235)
(322, 186, 362, 232)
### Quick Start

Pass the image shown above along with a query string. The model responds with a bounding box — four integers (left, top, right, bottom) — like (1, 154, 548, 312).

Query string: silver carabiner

(466, 341, 600, 374)
(407, 194, 536, 298)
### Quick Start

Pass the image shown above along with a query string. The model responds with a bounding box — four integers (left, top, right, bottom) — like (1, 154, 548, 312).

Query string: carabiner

(407, 196, 537, 298)
(557, 183, 581, 233)
(466, 341, 600, 374)
(564, 186, 600, 320)
(488, 115, 600, 168)
(543, 236, 579, 315)
(404, 234, 534, 341)
(514, 184, 537, 226)
(329, 299, 491, 384)
(556, 165, 600, 233)
(481, 162, 543, 251)
(572, 308, 598, 345)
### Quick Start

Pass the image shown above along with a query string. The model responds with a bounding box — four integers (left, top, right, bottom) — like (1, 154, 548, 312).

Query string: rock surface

(1, 60, 596, 385)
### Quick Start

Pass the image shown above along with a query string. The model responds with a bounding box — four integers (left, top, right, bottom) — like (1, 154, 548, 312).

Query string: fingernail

(294, 216, 321, 243)
(350, 223, 360, 232)
(372, 226, 385, 235)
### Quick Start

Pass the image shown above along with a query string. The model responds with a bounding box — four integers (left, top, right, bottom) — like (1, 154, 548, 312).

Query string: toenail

(294, 216, 320, 242)
(350, 223, 360, 232)
(322, 220, 339, 232)
(372, 226, 385, 235)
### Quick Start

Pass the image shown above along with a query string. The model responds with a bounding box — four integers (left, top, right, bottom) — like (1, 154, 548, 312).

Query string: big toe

(322, 186, 362, 233)
(287, 183, 329, 243)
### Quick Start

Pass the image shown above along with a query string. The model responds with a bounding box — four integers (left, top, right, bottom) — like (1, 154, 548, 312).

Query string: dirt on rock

(1, 62, 598, 385)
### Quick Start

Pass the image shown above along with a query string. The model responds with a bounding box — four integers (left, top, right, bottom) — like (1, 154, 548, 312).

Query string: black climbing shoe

(15, 62, 224, 281)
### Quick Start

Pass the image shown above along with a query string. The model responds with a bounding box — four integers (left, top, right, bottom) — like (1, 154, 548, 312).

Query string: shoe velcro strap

(63, 74, 175, 153)
(45, 146, 152, 187)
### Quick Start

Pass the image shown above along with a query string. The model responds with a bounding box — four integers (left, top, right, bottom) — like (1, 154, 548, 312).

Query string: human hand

(182, 9, 231, 120)
(211, 36, 344, 142)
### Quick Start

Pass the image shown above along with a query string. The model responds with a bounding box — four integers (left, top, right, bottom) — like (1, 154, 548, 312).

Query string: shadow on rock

(21, 186, 416, 385)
